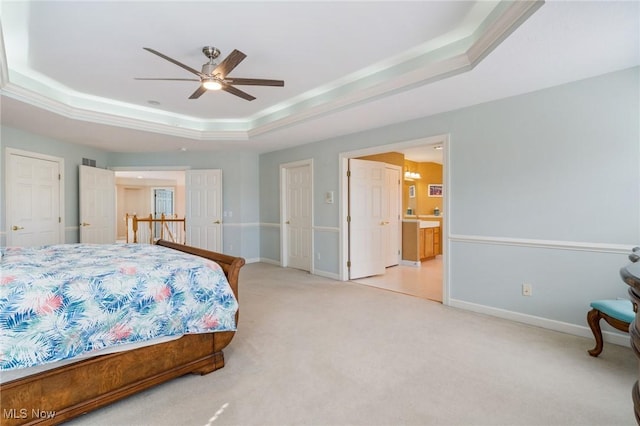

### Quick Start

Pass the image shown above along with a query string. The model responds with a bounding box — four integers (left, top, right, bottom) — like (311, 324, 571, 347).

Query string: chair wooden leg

(587, 308, 604, 357)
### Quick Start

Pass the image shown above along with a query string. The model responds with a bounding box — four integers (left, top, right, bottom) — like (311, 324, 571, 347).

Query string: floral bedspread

(0, 243, 238, 371)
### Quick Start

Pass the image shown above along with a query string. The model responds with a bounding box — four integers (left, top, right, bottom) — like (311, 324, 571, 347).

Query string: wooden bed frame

(0, 240, 245, 426)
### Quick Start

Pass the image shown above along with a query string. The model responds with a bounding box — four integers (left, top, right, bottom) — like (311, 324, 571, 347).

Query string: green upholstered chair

(587, 299, 635, 357)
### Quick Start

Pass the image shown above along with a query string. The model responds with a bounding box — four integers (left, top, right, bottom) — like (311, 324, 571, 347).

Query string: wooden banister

(126, 214, 186, 245)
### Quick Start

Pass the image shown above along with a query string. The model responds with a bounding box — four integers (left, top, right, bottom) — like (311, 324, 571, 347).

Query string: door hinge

(347, 260, 351, 268)
(59, 217, 61, 223)
(58, 174, 61, 180)
(346, 170, 351, 177)
(347, 216, 351, 223)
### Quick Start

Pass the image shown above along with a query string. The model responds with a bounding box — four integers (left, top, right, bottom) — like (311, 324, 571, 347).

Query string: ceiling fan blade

(135, 78, 200, 81)
(222, 84, 255, 101)
(225, 78, 284, 87)
(143, 47, 203, 77)
(189, 85, 208, 99)
(214, 49, 247, 77)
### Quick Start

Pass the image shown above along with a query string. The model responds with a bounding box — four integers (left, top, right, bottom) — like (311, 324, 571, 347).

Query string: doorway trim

(338, 133, 451, 305)
(280, 158, 314, 273)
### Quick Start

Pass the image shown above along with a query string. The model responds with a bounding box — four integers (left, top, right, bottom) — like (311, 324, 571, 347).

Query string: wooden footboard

(0, 241, 245, 426)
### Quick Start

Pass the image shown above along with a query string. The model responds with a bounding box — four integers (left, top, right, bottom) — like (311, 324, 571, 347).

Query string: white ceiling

(0, 1, 638, 161)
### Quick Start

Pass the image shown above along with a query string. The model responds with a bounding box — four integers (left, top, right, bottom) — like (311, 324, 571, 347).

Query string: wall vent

(82, 158, 96, 167)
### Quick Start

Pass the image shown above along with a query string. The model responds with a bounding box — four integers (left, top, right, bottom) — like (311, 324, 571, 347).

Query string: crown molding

(1, 82, 251, 140)
(0, 0, 544, 141)
(466, 0, 544, 67)
(0, 21, 8, 88)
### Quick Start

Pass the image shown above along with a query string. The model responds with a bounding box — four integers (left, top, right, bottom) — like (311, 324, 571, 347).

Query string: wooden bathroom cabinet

(402, 221, 440, 261)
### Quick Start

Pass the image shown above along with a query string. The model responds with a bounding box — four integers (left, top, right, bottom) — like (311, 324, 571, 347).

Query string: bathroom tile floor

(351, 256, 443, 302)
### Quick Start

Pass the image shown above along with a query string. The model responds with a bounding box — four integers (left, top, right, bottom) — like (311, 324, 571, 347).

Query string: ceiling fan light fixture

(138, 46, 284, 100)
(203, 79, 222, 90)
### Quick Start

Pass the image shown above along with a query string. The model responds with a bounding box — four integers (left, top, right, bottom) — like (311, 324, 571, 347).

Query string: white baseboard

(243, 257, 262, 264)
(254, 258, 340, 280)
(449, 298, 631, 348)
(259, 257, 281, 266)
(313, 269, 340, 280)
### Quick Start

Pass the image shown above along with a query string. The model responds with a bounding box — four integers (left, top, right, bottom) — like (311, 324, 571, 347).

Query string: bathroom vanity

(402, 219, 441, 262)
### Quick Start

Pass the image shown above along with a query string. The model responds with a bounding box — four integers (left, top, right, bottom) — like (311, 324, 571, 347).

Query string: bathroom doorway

(339, 134, 448, 304)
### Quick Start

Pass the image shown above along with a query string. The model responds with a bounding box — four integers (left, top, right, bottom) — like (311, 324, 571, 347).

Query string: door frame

(279, 158, 314, 273)
(338, 133, 451, 304)
(5, 148, 65, 246)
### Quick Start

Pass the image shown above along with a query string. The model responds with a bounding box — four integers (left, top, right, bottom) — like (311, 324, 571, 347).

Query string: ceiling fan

(135, 46, 284, 101)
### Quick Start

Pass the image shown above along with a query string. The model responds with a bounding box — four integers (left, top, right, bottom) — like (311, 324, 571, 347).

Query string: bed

(0, 239, 245, 426)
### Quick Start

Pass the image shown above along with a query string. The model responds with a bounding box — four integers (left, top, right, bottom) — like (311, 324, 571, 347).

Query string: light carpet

(67, 262, 636, 426)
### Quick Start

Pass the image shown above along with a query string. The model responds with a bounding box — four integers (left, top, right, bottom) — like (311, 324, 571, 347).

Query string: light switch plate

(325, 191, 334, 204)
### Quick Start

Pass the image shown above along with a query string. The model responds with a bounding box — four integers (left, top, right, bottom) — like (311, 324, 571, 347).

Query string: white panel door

(348, 158, 386, 279)
(7, 152, 62, 247)
(285, 164, 312, 271)
(79, 165, 116, 244)
(185, 170, 222, 251)
(384, 165, 401, 267)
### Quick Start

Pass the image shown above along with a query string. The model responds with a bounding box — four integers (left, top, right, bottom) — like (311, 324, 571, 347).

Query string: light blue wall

(259, 66, 640, 329)
(0, 126, 110, 244)
(107, 150, 260, 260)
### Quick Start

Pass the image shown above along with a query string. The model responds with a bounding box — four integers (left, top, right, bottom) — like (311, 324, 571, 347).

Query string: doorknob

(81, 222, 91, 227)
(380, 221, 389, 225)
(11, 225, 24, 231)
(285, 220, 290, 224)
(213, 220, 221, 224)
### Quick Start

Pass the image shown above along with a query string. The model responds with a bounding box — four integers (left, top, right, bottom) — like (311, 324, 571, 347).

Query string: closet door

(283, 162, 312, 271)
(6, 149, 63, 247)
(79, 165, 115, 244)
(185, 169, 222, 252)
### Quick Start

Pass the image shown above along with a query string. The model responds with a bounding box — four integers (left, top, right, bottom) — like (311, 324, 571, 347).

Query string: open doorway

(339, 134, 448, 304)
(114, 170, 186, 242)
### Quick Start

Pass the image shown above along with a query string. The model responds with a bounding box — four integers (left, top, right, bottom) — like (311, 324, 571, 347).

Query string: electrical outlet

(522, 283, 532, 296)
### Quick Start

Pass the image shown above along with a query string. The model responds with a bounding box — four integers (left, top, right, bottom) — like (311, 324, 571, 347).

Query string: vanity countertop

(402, 219, 440, 228)
(403, 214, 443, 220)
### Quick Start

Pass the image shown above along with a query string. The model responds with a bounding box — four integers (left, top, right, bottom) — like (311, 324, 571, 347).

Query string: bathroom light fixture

(404, 167, 421, 181)
(434, 145, 443, 150)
